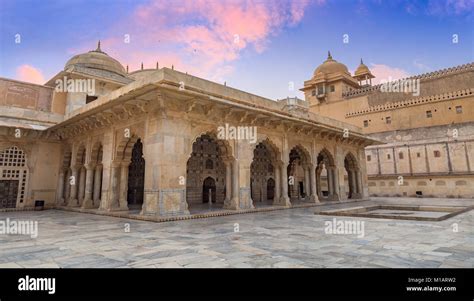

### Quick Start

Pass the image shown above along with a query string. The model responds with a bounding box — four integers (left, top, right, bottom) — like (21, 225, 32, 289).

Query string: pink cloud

(15, 65, 45, 85)
(370, 63, 411, 84)
(73, 0, 318, 82)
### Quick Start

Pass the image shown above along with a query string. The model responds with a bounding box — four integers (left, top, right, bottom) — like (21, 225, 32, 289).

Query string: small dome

(313, 51, 350, 77)
(355, 59, 371, 76)
(64, 41, 126, 76)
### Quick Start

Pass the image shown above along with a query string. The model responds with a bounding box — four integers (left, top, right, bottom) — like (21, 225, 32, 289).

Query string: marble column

(316, 166, 322, 198)
(68, 167, 79, 206)
(223, 161, 232, 206)
(327, 167, 334, 198)
(274, 163, 281, 205)
(279, 162, 291, 206)
(356, 170, 363, 196)
(304, 166, 310, 200)
(93, 164, 103, 207)
(348, 169, 355, 198)
(65, 169, 71, 200)
(118, 162, 130, 210)
(81, 164, 96, 209)
(225, 159, 239, 210)
(77, 167, 86, 206)
(105, 161, 121, 210)
(56, 168, 66, 205)
(309, 164, 319, 203)
(331, 167, 340, 201)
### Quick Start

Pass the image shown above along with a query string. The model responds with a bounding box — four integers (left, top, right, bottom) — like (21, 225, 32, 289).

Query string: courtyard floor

(0, 197, 473, 268)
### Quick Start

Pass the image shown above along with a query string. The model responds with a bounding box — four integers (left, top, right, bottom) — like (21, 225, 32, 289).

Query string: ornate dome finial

(327, 51, 332, 60)
(360, 58, 364, 65)
(156, 61, 159, 69)
(126, 65, 129, 73)
(141, 62, 144, 70)
(96, 40, 101, 52)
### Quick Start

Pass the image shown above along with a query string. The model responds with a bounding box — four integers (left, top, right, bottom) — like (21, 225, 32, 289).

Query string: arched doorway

(344, 152, 361, 199)
(288, 146, 310, 201)
(202, 177, 216, 203)
(186, 134, 232, 212)
(250, 142, 277, 205)
(267, 178, 275, 201)
(316, 149, 338, 201)
(127, 139, 145, 208)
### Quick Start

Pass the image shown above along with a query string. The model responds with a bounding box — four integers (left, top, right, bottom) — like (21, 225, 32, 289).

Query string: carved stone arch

(344, 151, 359, 170)
(344, 151, 362, 199)
(189, 130, 235, 161)
(289, 144, 312, 164)
(90, 141, 103, 164)
(115, 134, 141, 162)
(255, 136, 282, 165)
(317, 148, 335, 167)
(75, 143, 87, 166)
(250, 138, 280, 204)
(115, 124, 146, 161)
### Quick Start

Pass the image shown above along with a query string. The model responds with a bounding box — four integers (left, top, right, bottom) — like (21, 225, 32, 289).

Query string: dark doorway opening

(299, 181, 304, 197)
(202, 177, 216, 203)
(267, 178, 275, 201)
(127, 139, 145, 208)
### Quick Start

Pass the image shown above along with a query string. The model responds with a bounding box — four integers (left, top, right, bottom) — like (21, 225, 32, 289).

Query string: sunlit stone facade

(0, 44, 378, 215)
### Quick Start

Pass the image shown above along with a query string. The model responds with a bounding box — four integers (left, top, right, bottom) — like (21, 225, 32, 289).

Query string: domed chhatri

(64, 41, 126, 76)
(355, 58, 370, 76)
(354, 58, 375, 86)
(313, 51, 351, 77)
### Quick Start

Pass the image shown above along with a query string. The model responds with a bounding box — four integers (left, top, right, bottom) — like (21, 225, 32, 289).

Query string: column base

(81, 198, 94, 209)
(350, 193, 363, 200)
(67, 199, 79, 207)
(224, 198, 239, 210)
(106, 205, 129, 212)
(306, 195, 320, 203)
(56, 198, 66, 206)
(328, 194, 340, 202)
(274, 196, 291, 207)
(141, 189, 190, 216)
(92, 199, 101, 208)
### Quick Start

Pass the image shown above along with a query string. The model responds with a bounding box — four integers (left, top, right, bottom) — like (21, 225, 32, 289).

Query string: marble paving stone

(0, 197, 473, 268)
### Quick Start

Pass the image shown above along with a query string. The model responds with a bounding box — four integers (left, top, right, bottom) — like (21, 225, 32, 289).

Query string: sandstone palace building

(308, 53, 474, 199)
(0, 44, 472, 214)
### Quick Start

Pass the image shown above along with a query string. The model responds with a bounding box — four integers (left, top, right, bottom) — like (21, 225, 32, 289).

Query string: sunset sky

(1, 0, 473, 99)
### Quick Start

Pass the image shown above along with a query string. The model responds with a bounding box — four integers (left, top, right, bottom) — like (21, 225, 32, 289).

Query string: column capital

(111, 161, 122, 168)
(85, 163, 96, 170)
